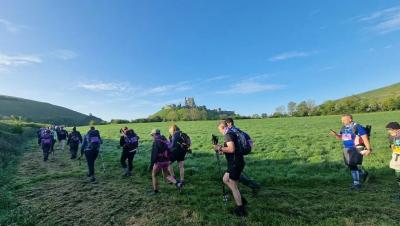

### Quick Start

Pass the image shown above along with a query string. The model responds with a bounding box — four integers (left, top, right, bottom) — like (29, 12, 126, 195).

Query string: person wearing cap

(67, 127, 82, 159)
(386, 122, 400, 201)
(149, 128, 182, 195)
(330, 114, 372, 190)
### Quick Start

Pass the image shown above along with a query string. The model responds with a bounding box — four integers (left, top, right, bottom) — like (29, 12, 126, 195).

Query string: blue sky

(1, 0, 400, 121)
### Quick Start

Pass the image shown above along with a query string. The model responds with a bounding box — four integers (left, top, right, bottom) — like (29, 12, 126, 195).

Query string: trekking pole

(212, 134, 228, 203)
(99, 151, 106, 173)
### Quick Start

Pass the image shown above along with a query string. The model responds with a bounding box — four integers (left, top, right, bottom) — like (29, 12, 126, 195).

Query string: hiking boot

(233, 205, 247, 217)
(87, 173, 92, 177)
(150, 190, 159, 196)
(90, 176, 96, 182)
(350, 184, 361, 190)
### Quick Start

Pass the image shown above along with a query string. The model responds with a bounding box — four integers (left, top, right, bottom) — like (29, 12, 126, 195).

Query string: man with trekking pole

(225, 118, 260, 195)
(213, 120, 248, 217)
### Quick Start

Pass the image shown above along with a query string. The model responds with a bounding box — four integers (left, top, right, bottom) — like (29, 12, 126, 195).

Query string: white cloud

(0, 18, 26, 33)
(77, 81, 191, 97)
(358, 6, 400, 34)
(51, 49, 78, 60)
(269, 51, 317, 62)
(205, 75, 229, 82)
(78, 82, 130, 92)
(0, 53, 42, 67)
(217, 81, 283, 94)
(143, 82, 192, 96)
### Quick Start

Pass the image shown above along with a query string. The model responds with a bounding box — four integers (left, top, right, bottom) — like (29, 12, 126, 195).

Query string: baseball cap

(386, 122, 400, 130)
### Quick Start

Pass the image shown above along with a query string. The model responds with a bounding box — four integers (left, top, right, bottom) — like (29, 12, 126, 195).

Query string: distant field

(2, 111, 400, 225)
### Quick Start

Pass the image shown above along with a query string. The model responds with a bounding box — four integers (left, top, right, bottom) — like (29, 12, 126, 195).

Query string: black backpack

(231, 128, 253, 155)
(71, 132, 80, 143)
(178, 132, 192, 153)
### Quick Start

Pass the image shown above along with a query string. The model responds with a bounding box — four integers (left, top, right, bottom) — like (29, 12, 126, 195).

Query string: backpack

(230, 128, 253, 155)
(125, 133, 139, 149)
(88, 130, 101, 149)
(71, 132, 80, 143)
(344, 123, 372, 146)
(178, 132, 192, 153)
(42, 133, 52, 146)
(156, 136, 171, 162)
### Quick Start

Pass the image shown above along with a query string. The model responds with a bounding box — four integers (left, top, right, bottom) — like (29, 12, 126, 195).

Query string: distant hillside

(0, 95, 103, 126)
(337, 83, 400, 102)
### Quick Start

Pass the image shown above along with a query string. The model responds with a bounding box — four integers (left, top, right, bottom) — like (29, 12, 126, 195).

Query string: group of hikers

(36, 115, 400, 217)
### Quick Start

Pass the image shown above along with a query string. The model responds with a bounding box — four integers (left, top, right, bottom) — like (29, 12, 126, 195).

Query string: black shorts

(170, 150, 186, 163)
(343, 147, 363, 166)
(227, 164, 244, 181)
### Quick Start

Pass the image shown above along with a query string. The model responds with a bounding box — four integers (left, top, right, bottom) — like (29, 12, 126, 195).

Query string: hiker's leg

(349, 164, 360, 186)
(152, 165, 159, 190)
(223, 173, 242, 206)
(178, 161, 185, 182)
(164, 168, 178, 184)
(120, 151, 127, 169)
(85, 151, 93, 176)
(127, 152, 134, 172)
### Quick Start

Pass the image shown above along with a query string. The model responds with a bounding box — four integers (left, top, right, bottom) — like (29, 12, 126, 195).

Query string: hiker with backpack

(167, 124, 191, 186)
(385, 122, 400, 202)
(50, 126, 57, 153)
(149, 128, 182, 195)
(57, 126, 68, 151)
(119, 128, 139, 176)
(213, 120, 247, 217)
(330, 114, 372, 190)
(80, 126, 103, 182)
(40, 129, 53, 162)
(225, 118, 260, 195)
(67, 127, 82, 159)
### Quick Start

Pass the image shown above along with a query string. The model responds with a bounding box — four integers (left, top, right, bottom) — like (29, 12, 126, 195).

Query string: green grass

(2, 111, 400, 225)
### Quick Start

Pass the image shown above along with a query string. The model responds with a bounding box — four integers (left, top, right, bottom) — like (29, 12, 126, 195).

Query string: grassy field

(2, 111, 400, 225)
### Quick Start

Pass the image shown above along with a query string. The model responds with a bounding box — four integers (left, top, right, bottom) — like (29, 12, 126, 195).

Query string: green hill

(0, 95, 103, 126)
(339, 82, 400, 101)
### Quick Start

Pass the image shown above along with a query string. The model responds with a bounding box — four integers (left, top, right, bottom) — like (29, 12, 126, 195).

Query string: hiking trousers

(85, 149, 99, 177)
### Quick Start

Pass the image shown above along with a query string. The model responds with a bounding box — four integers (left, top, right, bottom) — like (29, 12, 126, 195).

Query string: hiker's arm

(80, 136, 87, 153)
(329, 130, 341, 139)
(361, 134, 372, 156)
(220, 141, 235, 153)
(67, 134, 70, 145)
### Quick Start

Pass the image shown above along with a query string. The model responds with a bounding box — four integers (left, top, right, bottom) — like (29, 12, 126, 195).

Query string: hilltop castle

(184, 97, 196, 108)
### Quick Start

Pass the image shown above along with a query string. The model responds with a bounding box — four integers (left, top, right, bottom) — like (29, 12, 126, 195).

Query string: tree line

(269, 95, 400, 118)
